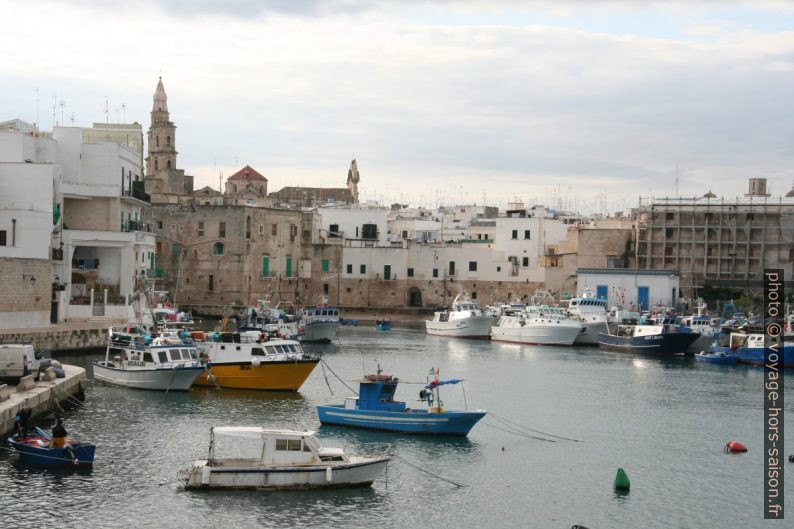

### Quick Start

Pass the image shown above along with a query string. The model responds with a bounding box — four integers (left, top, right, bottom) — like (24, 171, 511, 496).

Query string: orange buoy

(725, 440, 748, 453)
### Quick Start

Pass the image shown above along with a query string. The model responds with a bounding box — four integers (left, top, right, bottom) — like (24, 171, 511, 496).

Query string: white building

(315, 203, 390, 246)
(576, 268, 681, 312)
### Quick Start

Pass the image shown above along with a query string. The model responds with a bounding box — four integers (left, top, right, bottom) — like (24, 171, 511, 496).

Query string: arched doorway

(408, 287, 422, 307)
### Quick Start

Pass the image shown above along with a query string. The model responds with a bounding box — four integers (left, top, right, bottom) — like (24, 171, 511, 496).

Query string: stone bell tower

(144, 77, 193, 204)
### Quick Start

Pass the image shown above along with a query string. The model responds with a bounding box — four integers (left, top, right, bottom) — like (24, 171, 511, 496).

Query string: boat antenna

(376, 363, 382, 375)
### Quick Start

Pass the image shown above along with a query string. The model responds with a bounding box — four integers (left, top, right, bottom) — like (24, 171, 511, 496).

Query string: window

(402, 230, 409, 239)
(155, 159, 158, 171)
(360, 264, 366, 274)
(468, 261, 477, 272)
(383, 265, 391, 280)
(472, 292, 477, 299)
(213, 242, 225, 255)
(272, 223, 278, 236)
(448, 261, 456, 275)
(0, 230, 6, 246)
(407, 268, 414, 277)
(285, 256, 293, 277)
(157, 351, 167, 363)
(524, 230, 530, 239)
(432, 268, 438, 278)
(496, 266, 501, 272)
(245, 216, 251, 239)
(323, 283, 329, 295)
(666, 212, 675, 221)
(346, 264, 352, 274)
(157, 220, 163, 230)
(362, 223, 377, 239)
(166, 135, 170, 145)
(522, 257, 529, 267)
(171, 243, 180, 256)
(156, 136, 160, 147)
(288, 439, 302, 451)
(170, 223, 176, 231)
(329, 224, 339, 237)
(143, 353, 153, 363)
(197, 221, 204, 236)
(322, 259, 330, 272)
(258, 225, 264, 235)
(156, 241, 162, 254)
(262, 255, 270, 277)
(219, 222, 226, 238)
(208, 274, 214, 291)
(511, 229, 518, 239)
(276, 439, 288, 451)
(167, 160, 171, 169)
(290, 225, 297, 242)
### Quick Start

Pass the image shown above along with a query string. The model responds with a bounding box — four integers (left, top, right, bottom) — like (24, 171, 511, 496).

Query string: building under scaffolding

(636, 178, 794, 298)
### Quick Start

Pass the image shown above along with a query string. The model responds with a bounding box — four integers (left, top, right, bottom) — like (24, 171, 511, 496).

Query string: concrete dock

(0, 320, 124, 352)
(0, 365, 86, 437)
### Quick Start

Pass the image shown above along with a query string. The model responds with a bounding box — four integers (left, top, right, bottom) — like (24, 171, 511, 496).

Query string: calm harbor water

(1, 324, 791, 528)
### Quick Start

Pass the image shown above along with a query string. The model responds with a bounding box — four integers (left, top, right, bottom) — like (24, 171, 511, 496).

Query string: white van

(0, 344, 40, 384)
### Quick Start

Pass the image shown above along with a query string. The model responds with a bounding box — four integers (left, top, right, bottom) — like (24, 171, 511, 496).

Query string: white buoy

(252, 357, 262, 367)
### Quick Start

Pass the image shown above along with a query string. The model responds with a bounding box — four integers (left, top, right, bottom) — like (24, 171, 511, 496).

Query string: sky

(2, 0, 793, 214)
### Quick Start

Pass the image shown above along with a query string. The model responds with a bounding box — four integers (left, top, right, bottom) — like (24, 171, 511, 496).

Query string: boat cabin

(302, 307, 340, 322)
(347, 375, 406, 413)
(207, 427, 345, 466)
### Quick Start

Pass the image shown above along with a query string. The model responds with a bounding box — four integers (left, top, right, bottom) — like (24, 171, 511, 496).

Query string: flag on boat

(425, 378, 464, 389)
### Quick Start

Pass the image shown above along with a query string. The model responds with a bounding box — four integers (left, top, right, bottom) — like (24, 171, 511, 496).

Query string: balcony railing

(123, 220, 152, 233)
(123, 184, 150, 203)
(146, 268, 164, 278)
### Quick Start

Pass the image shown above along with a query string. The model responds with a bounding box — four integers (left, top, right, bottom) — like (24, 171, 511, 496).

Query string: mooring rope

(319, 359, 358, 396)
(488, 411, 583, 442)
(479, 420, 556, 442)
(320, 361, 334, 396)
(392, 453, 466, 488)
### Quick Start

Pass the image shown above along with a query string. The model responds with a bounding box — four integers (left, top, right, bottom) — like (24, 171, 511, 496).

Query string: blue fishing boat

(375, 320, 392, 331)
(694, 349, 738, 366)
(317, 373, 485, 436)
(598, 324, 700, 355)
(8, 427, 95, 467)
(720, 331, 794, 368)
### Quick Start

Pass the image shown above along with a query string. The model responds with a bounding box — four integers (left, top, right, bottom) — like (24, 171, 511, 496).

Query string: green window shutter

(286, 256, 293, 277)
(171, 243, 180, 256)
(262, 256, 270, 277)
(321, 259, 329, 272)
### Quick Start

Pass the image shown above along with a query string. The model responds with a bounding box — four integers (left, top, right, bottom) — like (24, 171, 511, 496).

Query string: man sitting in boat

(52, 419, 77, 462)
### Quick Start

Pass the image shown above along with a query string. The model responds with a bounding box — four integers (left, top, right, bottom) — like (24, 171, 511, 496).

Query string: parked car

(0, 344, 41, 384)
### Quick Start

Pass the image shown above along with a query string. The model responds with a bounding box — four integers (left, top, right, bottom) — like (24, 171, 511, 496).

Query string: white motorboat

(238, 299, 300, 339)
(425, 294, 495, 338)
(298, 306, 341, 342)
(92, 328, 204, 391)
(179, 427, 390, 490)
(490, 305, 584, 345)
(562, 292, 610, 345)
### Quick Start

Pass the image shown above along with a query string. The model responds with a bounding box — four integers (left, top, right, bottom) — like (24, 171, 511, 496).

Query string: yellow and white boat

(192, 331, 319, 391)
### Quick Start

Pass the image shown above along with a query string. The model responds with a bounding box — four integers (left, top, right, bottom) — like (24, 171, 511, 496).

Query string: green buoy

(614, 468, 630, 492)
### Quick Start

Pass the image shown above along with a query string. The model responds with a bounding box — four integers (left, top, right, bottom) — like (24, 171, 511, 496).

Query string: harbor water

(1, 324, 791, 528)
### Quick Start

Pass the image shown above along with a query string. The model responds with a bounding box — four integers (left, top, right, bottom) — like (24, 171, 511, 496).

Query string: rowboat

(8, 427, 95, 467)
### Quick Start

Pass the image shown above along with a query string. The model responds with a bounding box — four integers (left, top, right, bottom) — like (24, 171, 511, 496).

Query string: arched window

(155, 159, 158, 171)
(167, 160, 171, 169)
(213, 242, 225, 256)
(156, 136, 160, 147)
(166, 135, 171, 145)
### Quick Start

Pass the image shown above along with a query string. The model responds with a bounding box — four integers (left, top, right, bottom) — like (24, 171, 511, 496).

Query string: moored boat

(425, 294, 495, 339)
(598, 324, 699, 355)
(561, 292, 610, 345)
(721, 330, 794, 368)
(92, 327, 204, 391)
(694, 349, 738, 366)
(317, 372, 485, 435)
(179, 427, 390, 490)
(8, 427, 95, 467)
(490, 305, 583, 345)
(375, 320, 392, 331)
(192, 330, 320, 391)
(299, 306, 341, 342)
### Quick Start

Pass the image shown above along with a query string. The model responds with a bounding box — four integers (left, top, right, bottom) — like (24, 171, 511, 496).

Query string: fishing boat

(598, 324, 700, 355)
(317, 372, 486, 435)
(561, 291, 610, 345)
(298, 306, 341, 342)
(8, 427, 95, 467)
(425, 294, 495, 339)
(237, 299, 299, 340)
(490, 305, 584, 345)
(192, 330, 320, 391)
(92, 327, 205, 391)
(694, 349, 738, 366)
(375, 320, 392, 331)
(717, 330, 794, 368)
(179, 427, 390, 490)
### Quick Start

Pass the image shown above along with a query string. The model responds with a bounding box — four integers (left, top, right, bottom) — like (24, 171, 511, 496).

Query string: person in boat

(14, 407, 32, 437)
(52, 419, 77, 461)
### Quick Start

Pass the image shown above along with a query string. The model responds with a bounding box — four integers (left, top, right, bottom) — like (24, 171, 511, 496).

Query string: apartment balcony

(123, 220, 152, 233)
(146, 268, 164, 279)
(121, 182, 151, 204)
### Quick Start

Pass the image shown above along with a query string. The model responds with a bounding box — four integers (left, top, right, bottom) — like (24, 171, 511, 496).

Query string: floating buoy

(788, 454, 793, 463)
(725, 440, 748, 453)
(614, 467, 630, 492)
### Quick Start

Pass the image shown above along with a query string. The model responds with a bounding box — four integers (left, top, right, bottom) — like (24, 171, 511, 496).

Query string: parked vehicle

(0, 344, 40, 384)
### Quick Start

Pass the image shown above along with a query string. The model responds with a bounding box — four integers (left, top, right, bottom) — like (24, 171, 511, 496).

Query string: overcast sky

(2, 0, 793, 213)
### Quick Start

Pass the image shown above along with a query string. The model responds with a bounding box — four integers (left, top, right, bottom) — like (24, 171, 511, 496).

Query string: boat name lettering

(240, 365, 251, 370)
(127, 360, 146, 366)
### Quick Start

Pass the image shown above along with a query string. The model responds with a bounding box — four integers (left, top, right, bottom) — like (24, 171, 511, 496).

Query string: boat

(298, 305, 341, 342)
(8, 427, 95, 467)
(425, 294, 495, 339)
(179, 427, 390, 490)
(317, 372, 486, 435)
(681, 314, 720, 354)
(598, 324, 700, 355)
(694, 349, 738, 366)
(192, 330, 320, 391)
(92, 327, 205, 391)
(561, 291, 610, 345)
(490, 305, 584, 345)
(375, 320, 392, 331)
(237, 299, 299, 340)
(340, 318, 359, 326)
(717, 330, 794, 368)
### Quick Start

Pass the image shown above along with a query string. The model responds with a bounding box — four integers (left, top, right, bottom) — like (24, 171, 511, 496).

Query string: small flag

(428, 367, 435, 376)
(434, 368, 440, 381)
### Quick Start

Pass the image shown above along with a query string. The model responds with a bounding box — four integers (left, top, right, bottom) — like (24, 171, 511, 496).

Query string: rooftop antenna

(58, 100, 65, 126)
(675, 163, 679, 198)
(104, 96, 109, 140)
(121, 103, 127, 123)
(69, 113, 75, 125)
(33, 88, 39, 129)
(51, 94, 57, 129)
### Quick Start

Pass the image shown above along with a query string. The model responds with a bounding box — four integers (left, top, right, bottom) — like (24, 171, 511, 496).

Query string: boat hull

(194, 359, 319, 390)
(597, 332, 699, 355)
(573, 320, 610, 345)
(8, 434, 95, 467)
(317, 405, 486, 435)
(734, 344, 794, 368)
(425, 316, 494, 338)
(299, 322, 340, 342)
(92, 363, 203, 391)
(184, 457, 389, 490)
(694, 352, 738, 366)
(491, 323, 582, 345)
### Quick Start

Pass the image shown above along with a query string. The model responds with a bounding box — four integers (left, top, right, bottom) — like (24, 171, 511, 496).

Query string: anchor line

(320, 361, 334, 396)
(319, 359, 358, 396)
(392, 453, 466, 488)
(479, 421, 556, 442)
(488, 412, 583, 442)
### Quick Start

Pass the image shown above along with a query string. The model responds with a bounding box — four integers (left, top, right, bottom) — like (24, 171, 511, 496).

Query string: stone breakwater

(0, 322, 117, 352)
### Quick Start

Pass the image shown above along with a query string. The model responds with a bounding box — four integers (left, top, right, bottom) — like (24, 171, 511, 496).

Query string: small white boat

(490, 305, 584, 345)
(92, 328, 204, 391)
(179, 427, 390, 490)
(299, 306, 341, 342)
(425, 294, 495, 338)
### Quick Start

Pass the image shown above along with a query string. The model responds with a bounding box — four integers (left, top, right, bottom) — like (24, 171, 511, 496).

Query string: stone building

(268, 159, 359, 208)
(224, 165, 269, 206)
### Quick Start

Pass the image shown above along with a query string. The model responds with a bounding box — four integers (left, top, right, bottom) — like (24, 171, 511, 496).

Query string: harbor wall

(0, 365, 86, 438)
(0, 325, 109, 352)
(0, 257, 52, 329)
